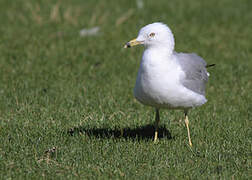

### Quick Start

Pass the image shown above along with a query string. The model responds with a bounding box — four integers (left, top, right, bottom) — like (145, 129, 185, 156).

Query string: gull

(124, 22, 214, 146)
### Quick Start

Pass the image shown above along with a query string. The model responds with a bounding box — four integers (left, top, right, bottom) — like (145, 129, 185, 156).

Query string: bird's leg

(184, 110, 192, 147)
(120, 128, 124, 137)
(154, 109, 160, 143)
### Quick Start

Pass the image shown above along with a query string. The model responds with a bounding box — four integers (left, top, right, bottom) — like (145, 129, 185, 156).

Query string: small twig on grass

(37, 147, 78, 176)
(37, 146, 57, 164)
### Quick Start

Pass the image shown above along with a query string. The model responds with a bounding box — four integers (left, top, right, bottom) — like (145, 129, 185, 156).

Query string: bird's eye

(149, 32, 155, 37)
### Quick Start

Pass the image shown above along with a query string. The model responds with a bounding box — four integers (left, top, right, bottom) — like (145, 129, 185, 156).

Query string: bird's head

(124, 22, 175, 52)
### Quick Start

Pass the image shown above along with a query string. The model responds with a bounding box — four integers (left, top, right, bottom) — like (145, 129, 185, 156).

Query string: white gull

(124, 22, 214, 146)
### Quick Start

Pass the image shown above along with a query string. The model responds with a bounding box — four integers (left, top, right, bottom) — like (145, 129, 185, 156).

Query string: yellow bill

(124, 38, 143, 48)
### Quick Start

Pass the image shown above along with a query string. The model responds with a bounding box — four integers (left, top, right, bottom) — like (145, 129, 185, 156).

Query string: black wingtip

(206, 64, 216, 68)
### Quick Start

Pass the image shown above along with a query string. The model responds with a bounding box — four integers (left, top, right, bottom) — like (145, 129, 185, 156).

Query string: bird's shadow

(67, 124, 173, 141)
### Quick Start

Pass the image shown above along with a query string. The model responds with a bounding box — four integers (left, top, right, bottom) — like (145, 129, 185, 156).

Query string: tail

(206, 64, 216, 68)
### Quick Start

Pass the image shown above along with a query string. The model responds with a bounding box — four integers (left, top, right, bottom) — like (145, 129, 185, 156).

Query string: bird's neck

(142, 48, 175, 68)
(145, 45, 174, 58)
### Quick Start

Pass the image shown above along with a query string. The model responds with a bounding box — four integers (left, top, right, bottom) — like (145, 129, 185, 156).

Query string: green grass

(0, 0, 251, 179)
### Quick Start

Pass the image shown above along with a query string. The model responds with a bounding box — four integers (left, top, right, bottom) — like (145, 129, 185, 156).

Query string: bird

(124, 22, 214, 146)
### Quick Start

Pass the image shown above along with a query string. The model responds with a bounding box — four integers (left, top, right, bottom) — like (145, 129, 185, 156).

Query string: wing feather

(176, 52, 209, 95)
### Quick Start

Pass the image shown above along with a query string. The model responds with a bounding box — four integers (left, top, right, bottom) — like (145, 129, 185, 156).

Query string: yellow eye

(149, 32, 155, 37)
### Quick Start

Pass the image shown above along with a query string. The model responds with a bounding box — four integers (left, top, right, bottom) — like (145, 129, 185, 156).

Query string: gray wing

(175, 52, 209, 95)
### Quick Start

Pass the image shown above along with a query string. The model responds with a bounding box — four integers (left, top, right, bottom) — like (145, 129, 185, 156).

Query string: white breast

(133, 49, 207, 109)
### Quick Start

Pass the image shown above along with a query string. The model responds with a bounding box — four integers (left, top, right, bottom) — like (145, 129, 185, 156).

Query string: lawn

(0, 0, 251, 179)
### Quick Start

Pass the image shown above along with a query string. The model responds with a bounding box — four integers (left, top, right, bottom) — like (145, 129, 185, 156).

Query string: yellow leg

(154, 109, 160, 143)
(184, 111, 192, 147)
(120, 128, 123, 137)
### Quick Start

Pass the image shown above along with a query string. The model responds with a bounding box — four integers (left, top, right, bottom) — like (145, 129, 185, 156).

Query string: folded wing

(176, 52, 209, 95)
